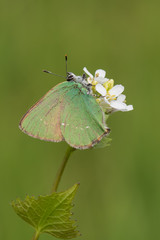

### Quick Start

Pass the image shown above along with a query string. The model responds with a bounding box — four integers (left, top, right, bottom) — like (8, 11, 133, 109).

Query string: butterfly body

(20, 73, 110, 149)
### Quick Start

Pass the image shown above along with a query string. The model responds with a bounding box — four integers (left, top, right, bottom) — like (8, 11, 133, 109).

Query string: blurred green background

(1, 0, 160, 239)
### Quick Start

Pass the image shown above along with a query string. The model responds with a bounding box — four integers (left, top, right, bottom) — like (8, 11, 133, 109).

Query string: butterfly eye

(67, 72, 75, 81)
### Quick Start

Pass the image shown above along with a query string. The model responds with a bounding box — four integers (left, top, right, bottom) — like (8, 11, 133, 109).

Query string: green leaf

(94, 137, 112, 149)
(12, 184, 80, 239)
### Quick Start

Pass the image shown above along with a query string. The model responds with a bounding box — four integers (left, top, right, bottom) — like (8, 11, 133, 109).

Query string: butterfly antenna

(43, 70, 66, 79)
(65, 54, 68, 75)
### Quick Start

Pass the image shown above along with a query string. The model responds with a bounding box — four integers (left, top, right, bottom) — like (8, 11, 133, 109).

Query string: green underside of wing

(20, 82, 71, 142)
(60, 86, 107, 149)
(20, 81, 108, 149)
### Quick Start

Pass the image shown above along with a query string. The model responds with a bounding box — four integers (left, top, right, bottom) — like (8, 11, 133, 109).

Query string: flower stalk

(32, 231, 40, 240)
(51, 146, 76, 193)
(32, 146, 76, 240)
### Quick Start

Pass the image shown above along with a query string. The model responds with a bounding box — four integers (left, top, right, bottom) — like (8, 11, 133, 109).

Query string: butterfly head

(67, 72, 92, 94)
(67, 72, 86, 83)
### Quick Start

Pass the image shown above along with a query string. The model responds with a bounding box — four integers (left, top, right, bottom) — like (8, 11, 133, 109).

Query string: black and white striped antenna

(65, 54, 68, 75)
(43, 69, 66, 79)
(43, 54, 68, 79)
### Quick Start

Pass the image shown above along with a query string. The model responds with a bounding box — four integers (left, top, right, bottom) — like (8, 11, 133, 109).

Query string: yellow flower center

(103, 79, 114, 91)
(95, 73, 99, 77)
(106, 92, 116, 101)
(88, 77, 117, 102)
(92, 79, 98, 86)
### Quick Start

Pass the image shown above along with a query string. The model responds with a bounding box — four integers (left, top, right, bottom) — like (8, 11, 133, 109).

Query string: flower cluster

(83, 67, 133, 114)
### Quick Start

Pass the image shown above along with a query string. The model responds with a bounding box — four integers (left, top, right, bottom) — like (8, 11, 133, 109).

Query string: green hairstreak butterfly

(19, 64, 110, 149)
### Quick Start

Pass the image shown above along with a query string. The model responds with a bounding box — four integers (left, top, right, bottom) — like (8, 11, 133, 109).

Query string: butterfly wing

(20, 81, 109, 148)
(19, 82, 72, 142)
(60, 84, 110, 149)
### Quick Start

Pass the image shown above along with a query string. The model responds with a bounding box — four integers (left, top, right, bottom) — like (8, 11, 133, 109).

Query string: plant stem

(51, 146, 76, 193)
(32, 146, 76, 240)
(32, 231, 40, 240)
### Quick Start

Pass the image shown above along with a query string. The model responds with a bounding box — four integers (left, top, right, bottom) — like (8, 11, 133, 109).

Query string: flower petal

(110, 101, 127, 110)
(109, 84, 124, 97)
(95, 69, 106, 78)
(95, 83, 107, 96)
(83, 67, 93, 78)
(96, 77, 109, 84)
(110, 100, 133, 112)
(125, 105, 134, 111)
(117, 94, 126, 102)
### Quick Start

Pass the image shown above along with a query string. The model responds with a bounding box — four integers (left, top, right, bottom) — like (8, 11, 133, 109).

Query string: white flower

(83, 67, 133, 113)
(95, 83, 106, 96)
(104, 84, 133, 112)
(83, 67, 109, 84)
(83, 67, 93, 79)
(109, 85, 124, 97)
